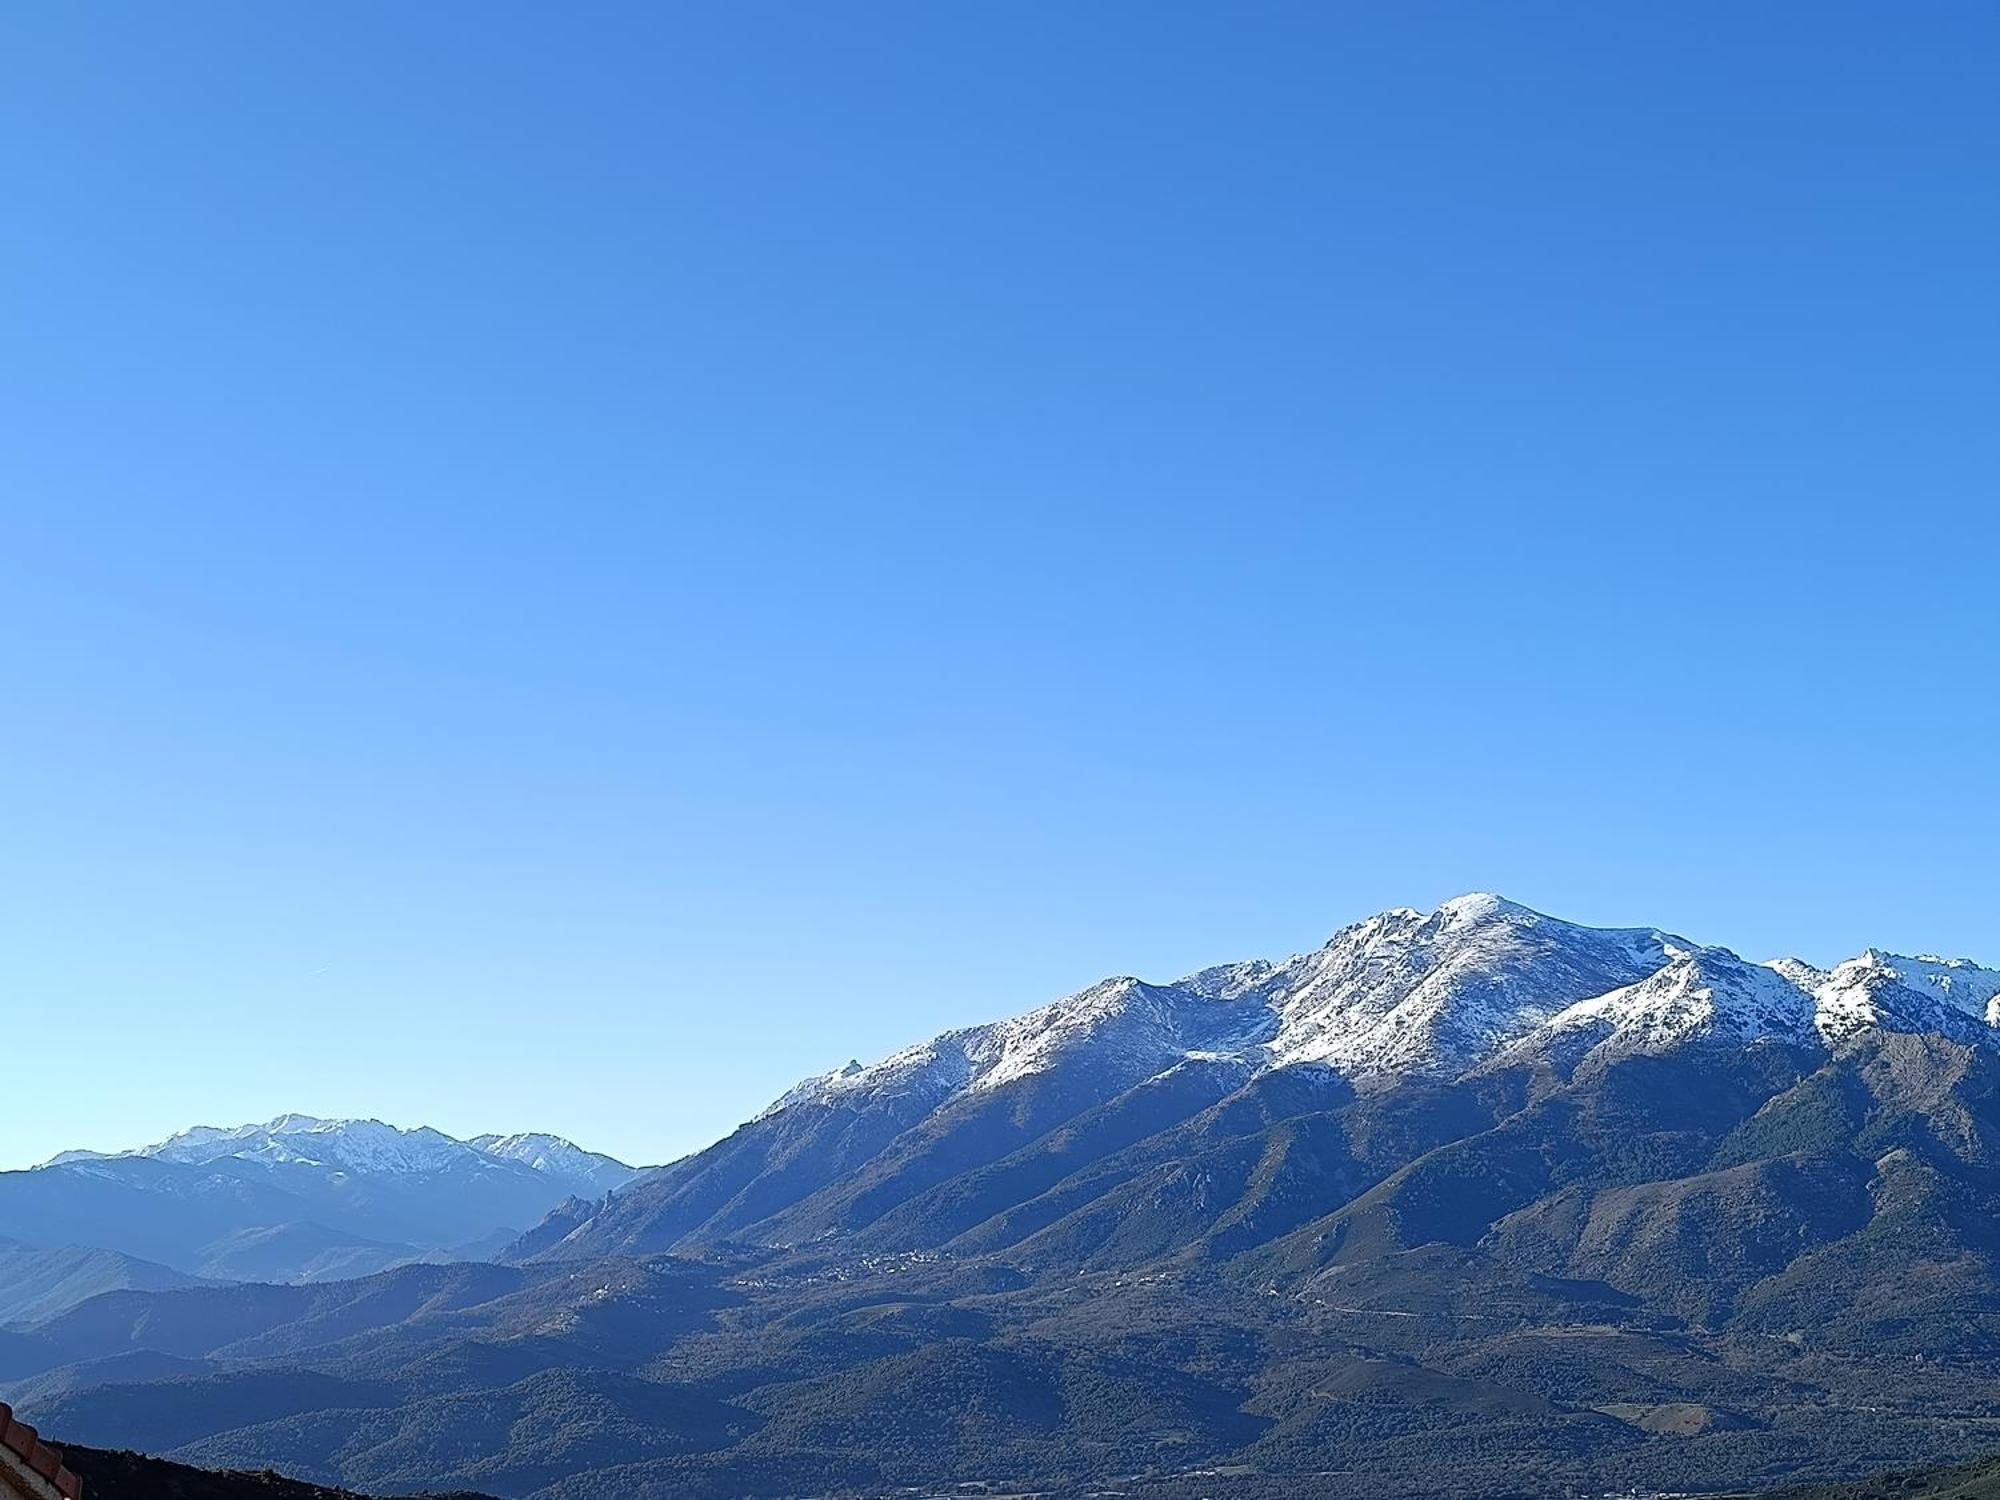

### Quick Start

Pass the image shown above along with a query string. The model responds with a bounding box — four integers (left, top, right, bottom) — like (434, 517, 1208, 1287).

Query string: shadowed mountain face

(14, 897, 2000, 1499)
(0, 1240, 210, 1327)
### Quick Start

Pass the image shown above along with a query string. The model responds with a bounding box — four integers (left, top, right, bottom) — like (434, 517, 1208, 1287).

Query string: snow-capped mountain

(528, 892, 2000, 1263)
(7, 1118, 642, 1295)
(757, 975, 1273, 1121)
(469, 1132, 646, 1194)
(769, 894, 1998, 1116)
(1805, 949, 2000, 1043)
(1237, 893, 1681, 1073)
(1497, 942, 1821, 1069)
(46, 1116, 639, 1197)
(769, 896, 1684, 1122)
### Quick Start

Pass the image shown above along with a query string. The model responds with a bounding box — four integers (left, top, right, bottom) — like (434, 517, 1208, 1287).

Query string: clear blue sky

(3, 4, 1996, 1170)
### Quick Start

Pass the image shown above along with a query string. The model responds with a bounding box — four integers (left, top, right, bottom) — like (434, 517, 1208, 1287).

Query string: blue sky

(3, 4, 1996, 1170)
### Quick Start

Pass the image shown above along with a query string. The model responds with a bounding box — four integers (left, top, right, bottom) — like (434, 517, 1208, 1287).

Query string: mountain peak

(467, 1132, 644, 1190)
(1266, 895, 1676, 1076)
(1434, 891, 1525, 924)
(1511, 943, 1820, 1067)
(262, 1112, 333, 1132)
(1811, 948, 2000, 1039)
(1328, 894, 1531, 945)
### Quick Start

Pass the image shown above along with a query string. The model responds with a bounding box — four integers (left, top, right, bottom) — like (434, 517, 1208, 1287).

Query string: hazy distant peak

(35, 1116, 639, 1193)
(467, 1132, 643, 1191)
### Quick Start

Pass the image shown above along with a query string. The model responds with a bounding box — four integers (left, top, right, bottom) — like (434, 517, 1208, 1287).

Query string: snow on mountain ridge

(469, 1133, 644, 1192)
(1255, 895, 1679, 1075)
(1808, 949, 2000, 1042)
(771, 895, 1678, 1113)
(771, 976, 1271, 1119)
(764, 895, 2000, 1120)
(40, 1116, 639, 1188)
(1502, 945, 1820, 1068)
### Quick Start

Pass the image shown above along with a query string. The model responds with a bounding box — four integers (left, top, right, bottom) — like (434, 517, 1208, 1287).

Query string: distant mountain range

(12, 895, 2000, 1499)
(0, 1118, 642, 1300)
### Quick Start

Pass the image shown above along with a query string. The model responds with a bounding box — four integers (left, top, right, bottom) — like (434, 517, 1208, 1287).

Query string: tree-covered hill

(62, 1445, 497, 1500)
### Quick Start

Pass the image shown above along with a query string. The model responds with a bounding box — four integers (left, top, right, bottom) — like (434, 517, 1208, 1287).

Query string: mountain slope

(0, 1240, 210, 1327)
(1740, 1452, 2000, 1500)
(523, 897, 1703, 1264)
(526, 894, 2000, 1273)
(21, 895, 2000, 1500)
(64, 1444, 499, 1500)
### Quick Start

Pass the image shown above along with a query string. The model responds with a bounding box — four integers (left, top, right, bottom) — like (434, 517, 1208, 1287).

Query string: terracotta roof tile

(0, 1404, 81, 1499)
